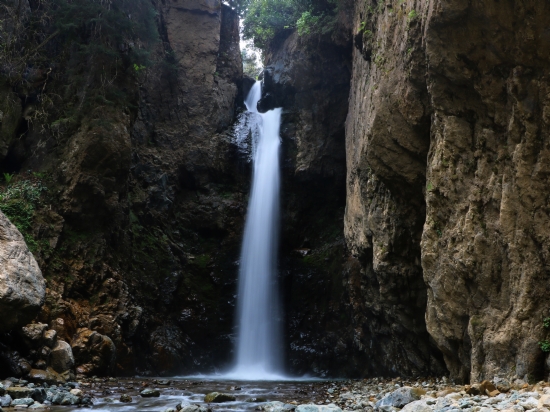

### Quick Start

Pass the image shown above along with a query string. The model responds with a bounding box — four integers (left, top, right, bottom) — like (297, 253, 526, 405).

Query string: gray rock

(375, 387, 424, 409)
(49, 340, 74, 374)
(28, 404, 47, 410)
(261, 404, 294, 412)
(0, 211, 46, 332)
(400, 400, 432, 412)
(519, 397, 538, 410)
(42, 330, 57, 348)
(140, 389, 160, 397)
(0, 395, 11, 407)
(21, 324, 48, 348)
(0, 384, 4, 396)
(180, 405, 201, 412)
(12, 398, 34, 406)
(296, 404, 342, 412)
(60, 393, 79, 405)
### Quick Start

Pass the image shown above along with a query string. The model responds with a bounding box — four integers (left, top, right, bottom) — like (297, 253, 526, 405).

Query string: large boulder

(204, 392, 236, 403)
(0, 211, 45, 331)
(71, 328, 115, 376)
(28, 368, 65, 385)
(49, 340, 74, 373)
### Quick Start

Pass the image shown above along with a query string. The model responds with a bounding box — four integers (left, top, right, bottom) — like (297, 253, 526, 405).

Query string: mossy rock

(204, 392, 236, 403)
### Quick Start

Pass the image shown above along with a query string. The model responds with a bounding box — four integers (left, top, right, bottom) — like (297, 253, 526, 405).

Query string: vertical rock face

(421, 0, 550, 383)
(0, 211, 45, 332)
(346, 0, 550, 381)
(0, 0, 244, 376)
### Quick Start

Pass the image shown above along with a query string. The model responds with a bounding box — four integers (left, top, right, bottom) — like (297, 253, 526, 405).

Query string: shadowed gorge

(0, 0, 549, 405)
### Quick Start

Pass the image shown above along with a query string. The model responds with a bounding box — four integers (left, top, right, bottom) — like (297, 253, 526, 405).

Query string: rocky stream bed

(0, 377, 549, 412)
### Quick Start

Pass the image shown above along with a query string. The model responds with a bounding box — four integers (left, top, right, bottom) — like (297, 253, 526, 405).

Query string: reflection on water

(49, 378, 334, 412)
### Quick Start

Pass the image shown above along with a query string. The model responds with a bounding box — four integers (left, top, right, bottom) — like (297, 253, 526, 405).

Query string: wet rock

(11, 397, 34, 406)
(20, 324, 48, 348)
(0, 395, 11, 407)
(28, 368, 65, 385)
(140, 388, 160, 397)
(204, 392, 236, 403)
(375, 387, 425, 409)
(69, 388, 82, 397)
(0, 384, 3, 396)
(120, 394, 132, 402)
(42, 330, 57, 348)
(60, 393, 80, 405)
(0, 211, 46, 332)
(7, 387, 34, 399)
(49, 340, 74, 374)
(30, 388, 47, 403)
(246, 397, 268, 402)
(295, 404, 342, 412)
(71, 328, 115, 376)
(178, 404, 211, 412)
(261, 402, 296, 412)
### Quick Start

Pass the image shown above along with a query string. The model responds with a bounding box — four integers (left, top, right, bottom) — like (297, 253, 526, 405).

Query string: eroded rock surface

(0, 211, 45, 332)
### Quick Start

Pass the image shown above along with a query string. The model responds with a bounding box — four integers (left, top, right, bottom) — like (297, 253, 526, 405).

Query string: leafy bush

(242, 0, 338, 50)
(0, 179, 47, 251)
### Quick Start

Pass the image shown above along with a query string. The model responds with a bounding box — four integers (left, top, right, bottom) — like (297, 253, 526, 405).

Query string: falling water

(230, 81, 284, 379)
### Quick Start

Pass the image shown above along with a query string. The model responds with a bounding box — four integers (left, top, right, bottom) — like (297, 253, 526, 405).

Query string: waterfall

(230, 81, 284, 379)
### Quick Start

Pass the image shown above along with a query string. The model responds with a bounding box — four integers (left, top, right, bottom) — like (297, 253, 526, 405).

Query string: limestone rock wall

(346, 0, 550, 381)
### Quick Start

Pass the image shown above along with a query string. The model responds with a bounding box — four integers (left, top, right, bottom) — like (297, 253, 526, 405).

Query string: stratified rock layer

(0, 211, 45, 332)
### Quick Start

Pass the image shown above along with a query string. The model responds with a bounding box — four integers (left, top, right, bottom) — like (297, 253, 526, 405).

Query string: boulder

(49, 340, 74, 373)
(204, 392, 236, 403)
(539, 395, 550, 409)
(0, 211, 46, 332)
(6, 386, 33, 399)
(375, 387, 425, 409)
(28, 367, 65, 385)
(42, 330, 57, 348)
(20, 323, 48, 348)
(71, 328, 116, 376)
(140, 389, 160, 397)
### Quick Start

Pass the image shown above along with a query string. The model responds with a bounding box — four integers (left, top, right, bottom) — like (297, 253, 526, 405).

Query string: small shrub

(539, 340, 550, 353)
(3, 173, 14, 185)
(543, 317, 550, 328)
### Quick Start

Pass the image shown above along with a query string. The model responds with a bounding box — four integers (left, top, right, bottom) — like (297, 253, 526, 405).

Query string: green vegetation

(0, 178, 47, 251)
(544, 317, 550, 328)
(3, 173, 13, 185)
(241, 0, 339, 49)
(539, 340, 550, 353)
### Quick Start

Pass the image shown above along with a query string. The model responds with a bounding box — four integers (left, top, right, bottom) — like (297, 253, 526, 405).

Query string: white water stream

(228, 81, 284, 380)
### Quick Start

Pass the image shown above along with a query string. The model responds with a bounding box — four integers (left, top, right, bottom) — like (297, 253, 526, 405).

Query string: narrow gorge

(0, 0, 549, 402)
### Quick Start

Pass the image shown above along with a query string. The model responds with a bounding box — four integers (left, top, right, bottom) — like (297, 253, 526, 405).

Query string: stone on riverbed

(0, 395, 11, 407)
(375, 387, 425, 409)
(7, 387, 34, 399)
(120, 394, 132, 402)
(11, 397, 34, 406)
(296, 404, 342, 412)
(259, 401, 297, 412)
(204, 392, 236, 403)
(140, 388, 160, 397)
(400, 400, 432, 412)
(177, 403, 211, 412)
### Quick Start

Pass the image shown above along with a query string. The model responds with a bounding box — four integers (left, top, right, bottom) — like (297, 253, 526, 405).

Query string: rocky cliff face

(0, 0, 246, 377)
(346, 0, 550, 382)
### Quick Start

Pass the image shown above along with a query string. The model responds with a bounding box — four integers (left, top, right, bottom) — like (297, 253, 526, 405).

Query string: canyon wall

(0, 0, 247, 376)
(346, 0, 550, 382)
